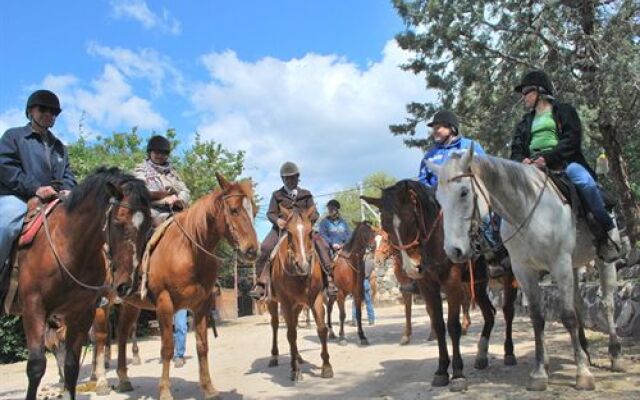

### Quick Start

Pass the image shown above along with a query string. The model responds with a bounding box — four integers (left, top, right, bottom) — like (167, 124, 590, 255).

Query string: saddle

(547, 171, 616, 241)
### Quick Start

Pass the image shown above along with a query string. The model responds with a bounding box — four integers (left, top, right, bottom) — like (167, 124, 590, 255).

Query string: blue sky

(1, 0, 434, 238)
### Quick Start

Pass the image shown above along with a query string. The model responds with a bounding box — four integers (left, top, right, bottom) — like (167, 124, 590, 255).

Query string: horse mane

(471, 155, 541, 200)
(65, 166, 151, 214)
(342, 221, 373, 254)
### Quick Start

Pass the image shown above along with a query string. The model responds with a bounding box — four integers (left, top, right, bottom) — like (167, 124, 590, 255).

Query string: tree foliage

(329, 172, 397, 227)
(391, 0, 640, 242)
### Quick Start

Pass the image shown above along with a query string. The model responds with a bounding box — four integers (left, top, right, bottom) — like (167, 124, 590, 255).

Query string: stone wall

(372, 257, 403, 305)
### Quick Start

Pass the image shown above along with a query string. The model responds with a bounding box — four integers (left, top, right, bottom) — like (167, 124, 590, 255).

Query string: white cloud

(110, 0, 181, 35)
(191, 40, 433, 213)
(0, 108, 25, 135)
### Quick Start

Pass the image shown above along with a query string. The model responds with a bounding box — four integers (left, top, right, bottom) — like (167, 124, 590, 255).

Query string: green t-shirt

(529, 110, 558, 155)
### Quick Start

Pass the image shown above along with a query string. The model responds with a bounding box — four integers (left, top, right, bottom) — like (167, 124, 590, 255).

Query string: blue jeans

(173, 309, 188, 359)
(352, 279, 375, 323)
(0, 195, 28, 270)
(565, 163, 614, 231)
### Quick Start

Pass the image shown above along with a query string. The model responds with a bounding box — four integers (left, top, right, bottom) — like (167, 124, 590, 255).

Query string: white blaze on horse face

(243, 197, 254, 224)
(393, 214, 420, 278)
(132, 212, 145, 230)
(374, 235, 382, 250)
(297, 222, 306, 262)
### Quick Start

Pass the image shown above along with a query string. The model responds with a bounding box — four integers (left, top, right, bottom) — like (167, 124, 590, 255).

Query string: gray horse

(428, 145, 622, 391)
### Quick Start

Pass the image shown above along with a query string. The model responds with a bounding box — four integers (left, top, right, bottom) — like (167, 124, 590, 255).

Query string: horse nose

(116, 283, 131, 297)
(445, 245, 465, 262)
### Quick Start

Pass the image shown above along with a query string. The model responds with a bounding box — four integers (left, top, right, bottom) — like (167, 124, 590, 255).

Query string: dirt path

(0, 303, 638, 400)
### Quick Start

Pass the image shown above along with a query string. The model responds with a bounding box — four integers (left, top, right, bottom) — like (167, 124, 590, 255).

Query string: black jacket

(0, 124, 76, 200)
(510, 102, 596, 179)
(266, 186, 319, 229)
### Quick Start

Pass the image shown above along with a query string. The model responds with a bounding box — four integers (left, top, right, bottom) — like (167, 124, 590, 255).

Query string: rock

(618, 265, 640, 280)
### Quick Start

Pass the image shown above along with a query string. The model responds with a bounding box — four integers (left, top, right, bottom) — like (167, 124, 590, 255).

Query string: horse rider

(317, 199, 350, 292)
(134, 135, 191, 368)
(249, 161, 334, 300)
(0, 90, 76, 279)
(133, 135, 190, 226)
(510, 70, 621, 262)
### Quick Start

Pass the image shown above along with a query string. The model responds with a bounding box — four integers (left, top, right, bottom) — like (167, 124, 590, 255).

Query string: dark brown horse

(363, 179, 501, 391)
(10, 167, 152, 400)
(92, 173, 258, 400)
(267, 205, 333, 381)
(327, 221, 376, 345)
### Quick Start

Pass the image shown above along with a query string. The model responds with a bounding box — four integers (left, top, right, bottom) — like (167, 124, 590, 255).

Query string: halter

(446, 167, 550, 254)
(388, 190, 443, 253)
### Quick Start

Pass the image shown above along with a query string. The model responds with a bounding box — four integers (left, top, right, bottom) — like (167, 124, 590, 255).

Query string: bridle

(277, 211, 314, 277)
(388, 190, 443, 253)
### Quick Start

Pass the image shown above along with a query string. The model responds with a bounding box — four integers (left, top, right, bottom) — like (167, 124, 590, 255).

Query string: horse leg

(422, 283, 450, 387)
(22, 298, 47, 400)
(354, 282, 369, 346)
(268, 300, 279, 367)
(292, 303, 306, 364)
(131, 322, 141, 365)
(193, 303, 219, 399)
(282, 302, 302, 381)
(156, 292, 176, 400)
(550, 258, 594, 390)
(597, 259, 623, 371)
(115, 303, 139, 393)
(573, 268, 591, 365)
(445, 283, 467, 392)
(400, 291, 412, 345)
(327, 295, 336, 339)
(502, 268, 517, 366)
(337, 292, 347, 345)
(92, 305, 111, 395)
(461, 290, 471, 336)
(311, 293, 333, 378)
(512, 265, 549, 391)
(472, 257, 496, 371)
(63, 315, 94, 400)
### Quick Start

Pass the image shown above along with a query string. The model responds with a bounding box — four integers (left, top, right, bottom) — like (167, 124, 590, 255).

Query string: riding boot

(326, 273, 338, 297)
(598, 226, 621, 263)
(249, 262, 270, 300)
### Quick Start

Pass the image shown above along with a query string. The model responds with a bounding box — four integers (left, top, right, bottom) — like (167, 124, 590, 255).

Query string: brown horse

(363, 179, 500, 391)
(91, 173, 258, 400)
(267, 205, 333, 381)
(9, 167, 152, 400)
(327, 221, 376, 345)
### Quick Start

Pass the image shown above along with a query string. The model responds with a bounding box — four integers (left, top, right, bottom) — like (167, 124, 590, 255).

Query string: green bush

(0, 315, 28, 363)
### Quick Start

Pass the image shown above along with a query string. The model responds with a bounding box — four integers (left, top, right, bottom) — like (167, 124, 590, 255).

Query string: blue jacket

(418, 136, 486, 187)
(0, 124, 76, 200)
(318, 217, 351, 247)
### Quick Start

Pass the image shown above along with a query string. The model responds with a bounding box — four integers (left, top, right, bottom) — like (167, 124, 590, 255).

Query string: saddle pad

(18, 198, 61, 248)
(139, 217, 174, 299)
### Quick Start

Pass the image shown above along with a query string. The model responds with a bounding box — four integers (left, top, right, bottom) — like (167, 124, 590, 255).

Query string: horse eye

(231, 208, 240, 216)
(460, 187, 469, 198)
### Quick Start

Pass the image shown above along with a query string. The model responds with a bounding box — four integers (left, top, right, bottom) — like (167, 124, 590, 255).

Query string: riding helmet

(25, 90, 61, 117)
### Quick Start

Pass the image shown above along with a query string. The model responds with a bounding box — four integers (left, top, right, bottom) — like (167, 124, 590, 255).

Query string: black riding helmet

(327, 199, 341, 210)
(514, 70, 554, 96)
(25, 90, 61, 118)
(427, 110, 459, 134)
(147, 135, 171, 153)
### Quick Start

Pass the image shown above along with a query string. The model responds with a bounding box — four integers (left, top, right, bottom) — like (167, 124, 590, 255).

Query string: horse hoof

(291, 370, 303, 382)
(328, 331, 336, 340)
(321, 365, 334, 379)
(611, 358, 625, 372)
(360, 338, 370, 346)
(431, 374, 449, 387)
(95, 382, 111, 396)
(204, 391, 221, 400)
(338, 338, 348, 346)
(159, 392, 174, 400)
(400, 336, 410, 346)
(450, 378, 468, 392)
(474, 357, 488, 370)
(526, 377, 548, 391)
(576, 374, 596, 391)
(116, 381, 134, 393)
(132, 355, 141, 365)
(268, 358, 278, 367)
(504, 354, 517, 366)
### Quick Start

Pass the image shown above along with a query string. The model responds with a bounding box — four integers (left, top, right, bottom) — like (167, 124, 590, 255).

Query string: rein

(389, 207, 443, 252)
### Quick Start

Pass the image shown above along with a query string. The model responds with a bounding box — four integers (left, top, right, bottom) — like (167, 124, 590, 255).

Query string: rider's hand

(332, 244, 342, 251)
(277, 218, 287, 229)
(533, 157, 546, 168)
(35, 185, 58, 200)
(165, 194, 180, 206)
(522, 158, 532, 165)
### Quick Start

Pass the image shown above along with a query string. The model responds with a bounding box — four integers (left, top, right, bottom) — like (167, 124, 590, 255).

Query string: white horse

(428, 145, 622, 391)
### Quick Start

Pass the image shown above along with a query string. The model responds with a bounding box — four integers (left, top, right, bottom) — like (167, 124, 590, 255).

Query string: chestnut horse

(362, 179, 498, 391)
(91, 173, 258, 400)
(267, 205, 333, 381)
(10, 167, 151, 400)
(327, 221, 376, 345)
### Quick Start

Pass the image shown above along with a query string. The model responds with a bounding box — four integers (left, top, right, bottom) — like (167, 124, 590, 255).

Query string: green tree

(330, 172, 397, 227)
(391, 0, 640, 243)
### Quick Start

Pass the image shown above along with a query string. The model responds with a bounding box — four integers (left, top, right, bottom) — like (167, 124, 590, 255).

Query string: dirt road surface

(1, 303, 638, 399)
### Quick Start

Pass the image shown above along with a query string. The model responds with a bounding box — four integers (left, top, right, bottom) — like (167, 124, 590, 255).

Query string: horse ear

(425, 161, 441, 177)
(105, 182, 123, 201)
(361, 196, 382, 209)
(215, 172, 231, 191)
(460, 143, 475, 170)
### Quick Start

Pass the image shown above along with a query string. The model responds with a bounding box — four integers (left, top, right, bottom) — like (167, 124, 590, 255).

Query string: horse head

(279, 205, 316, 275)
(362, 180, 440, 279)
(215, 173, 259, 263)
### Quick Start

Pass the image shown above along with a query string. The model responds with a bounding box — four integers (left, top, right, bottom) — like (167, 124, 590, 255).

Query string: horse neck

(179, 191, 225, 254)
(62, 202, 107, 277)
